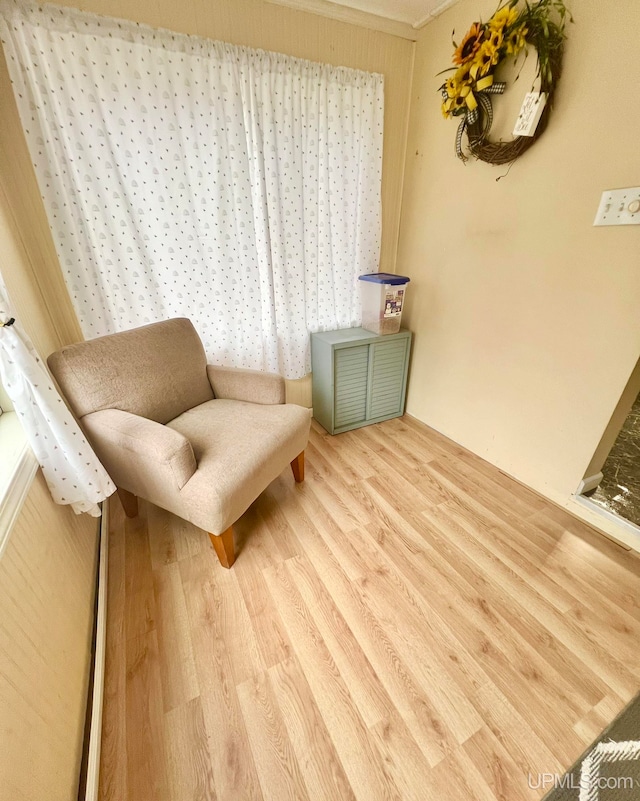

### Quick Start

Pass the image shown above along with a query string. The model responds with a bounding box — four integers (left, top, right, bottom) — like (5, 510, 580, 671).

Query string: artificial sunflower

(440, 62, 474, 117)
(441, 76, 458, 117)
(472, 39, 501, 77)
(454, 61, 474, 83)
(488, 4, 519, 31)
(452, 22, 484, 65)
(505, 24, 528, 55)
(442, 91, 470, 117)
(485, 26, 504, 53)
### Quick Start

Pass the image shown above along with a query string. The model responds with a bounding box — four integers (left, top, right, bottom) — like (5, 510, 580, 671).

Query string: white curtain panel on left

(0, 1, 384, 379)
(0, 280, 115, 515)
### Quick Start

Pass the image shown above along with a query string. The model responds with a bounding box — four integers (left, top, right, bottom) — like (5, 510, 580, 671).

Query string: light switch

(593, 187, 640, 226)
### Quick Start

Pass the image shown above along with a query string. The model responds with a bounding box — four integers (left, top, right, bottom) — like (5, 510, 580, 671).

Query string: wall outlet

(593, 187, 640, 226)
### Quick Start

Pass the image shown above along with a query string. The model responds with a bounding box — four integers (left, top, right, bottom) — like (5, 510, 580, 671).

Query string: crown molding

(264, 0, 419, 41)
(413, 0, 460, 29)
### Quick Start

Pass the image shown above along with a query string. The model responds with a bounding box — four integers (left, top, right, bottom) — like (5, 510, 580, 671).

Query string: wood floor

(99, 415, 640, 801)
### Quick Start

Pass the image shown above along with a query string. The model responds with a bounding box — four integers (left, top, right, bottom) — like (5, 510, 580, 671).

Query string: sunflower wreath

(439, 0, 571, 165)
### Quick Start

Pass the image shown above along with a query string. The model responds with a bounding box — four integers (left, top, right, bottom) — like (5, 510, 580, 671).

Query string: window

(0, 381, 12, 415)
(0, 380, 36, 553)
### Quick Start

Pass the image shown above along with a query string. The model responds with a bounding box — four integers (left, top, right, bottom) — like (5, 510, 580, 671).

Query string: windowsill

(0, 412, 38, 560)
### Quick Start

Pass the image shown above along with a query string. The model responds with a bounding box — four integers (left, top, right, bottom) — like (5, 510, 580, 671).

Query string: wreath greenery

(439, 0, 572, 165)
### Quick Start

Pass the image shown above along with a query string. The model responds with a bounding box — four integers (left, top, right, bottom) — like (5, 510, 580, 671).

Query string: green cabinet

(311, 327, 411, 434)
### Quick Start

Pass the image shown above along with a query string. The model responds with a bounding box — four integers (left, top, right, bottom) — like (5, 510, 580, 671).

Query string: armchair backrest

(48, 318, 214, 423)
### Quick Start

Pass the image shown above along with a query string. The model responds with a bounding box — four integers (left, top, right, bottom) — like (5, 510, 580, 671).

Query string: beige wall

(397, 0, 640, 502)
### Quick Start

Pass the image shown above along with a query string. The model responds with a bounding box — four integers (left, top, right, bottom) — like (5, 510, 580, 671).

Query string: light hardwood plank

(124, 501, 156, 641)
(99, 500, 127, 801)
(573, 694, 627, 744)
(268, 656, 358, 801)
(463, 726, 538, 801)
(419, 743, 506, 801)
(233, 502, 287, 572)
(352, 422, 438, 484)
(164, 697, 217, 801)
(147, 504, 207, 570)
(306, 430, 364, 485)
(147, 503, 178, 569)
(153, 562, 200, 712)
(275, 500, 452, 767)
(470, 682, 564, 781)
(286, 554, 391, 728)
(233, 545, 294, 670)
(533, 505, 640, 585)
(255, 493, 303, 563)
(125, 630, 170, 801)
(347, 534, 486, 746)
(293, 483, 372, 581)
(427, 503, 640, 703)
(263, 561, 402, 801)
(237, 670, 311, 801)
(179, 553, 264, 801)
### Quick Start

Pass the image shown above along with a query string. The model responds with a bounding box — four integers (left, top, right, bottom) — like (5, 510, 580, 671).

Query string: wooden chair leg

(209, 526, 235, 569)
(117, 488, 138, 518)
(290, 451, 305, 483)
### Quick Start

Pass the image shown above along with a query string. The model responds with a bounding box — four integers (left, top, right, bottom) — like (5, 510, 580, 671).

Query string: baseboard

(568, 494, 640, 552)
(576, 471, 604, 495)
(84, 499, 109, 801)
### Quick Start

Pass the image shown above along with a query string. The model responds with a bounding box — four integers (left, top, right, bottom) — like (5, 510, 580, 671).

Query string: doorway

(578, 359, 640, 527)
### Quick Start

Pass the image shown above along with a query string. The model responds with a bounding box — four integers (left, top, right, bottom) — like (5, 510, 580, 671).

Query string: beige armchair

(48, 318, 311, 568)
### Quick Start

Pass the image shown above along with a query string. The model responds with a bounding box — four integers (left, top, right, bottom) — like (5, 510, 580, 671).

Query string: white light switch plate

(593, 187, 640, 226)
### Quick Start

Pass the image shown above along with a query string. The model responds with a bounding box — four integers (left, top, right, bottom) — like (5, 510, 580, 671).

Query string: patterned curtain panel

(0, 276, 115, 515)
(0, 1, 384, 379)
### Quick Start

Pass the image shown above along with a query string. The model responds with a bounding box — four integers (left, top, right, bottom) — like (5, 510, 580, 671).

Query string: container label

(384, 289, 404, 317)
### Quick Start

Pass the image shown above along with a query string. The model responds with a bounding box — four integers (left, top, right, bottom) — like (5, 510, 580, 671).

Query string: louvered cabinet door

(367, 338, 410, 420)
(334, 345, 369, 429)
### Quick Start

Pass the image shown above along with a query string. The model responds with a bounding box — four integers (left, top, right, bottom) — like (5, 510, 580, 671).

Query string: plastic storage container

(359, 273, 410, 335)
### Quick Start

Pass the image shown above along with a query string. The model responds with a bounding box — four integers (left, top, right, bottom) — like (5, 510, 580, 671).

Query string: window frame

(0, 381, 12, 414)
(0, 380, 38, 558)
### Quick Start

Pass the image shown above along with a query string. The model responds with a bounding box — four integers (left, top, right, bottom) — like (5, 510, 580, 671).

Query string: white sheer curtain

(0, 0, 384, 379)
(0, 279, 115, 515)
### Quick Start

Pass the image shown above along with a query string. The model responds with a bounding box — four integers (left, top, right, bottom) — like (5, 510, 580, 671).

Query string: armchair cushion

(207, 365, 285, 405)
(168, 399, 310, 534)
(48, 318, 213, 423)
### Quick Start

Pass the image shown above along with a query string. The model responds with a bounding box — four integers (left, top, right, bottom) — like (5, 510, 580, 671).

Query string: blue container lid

(359, 272, 410, 286)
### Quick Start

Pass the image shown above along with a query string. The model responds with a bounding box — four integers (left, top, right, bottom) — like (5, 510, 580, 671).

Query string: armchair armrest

(207, 365, 285, 405)
(82, 409, 197, 490)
